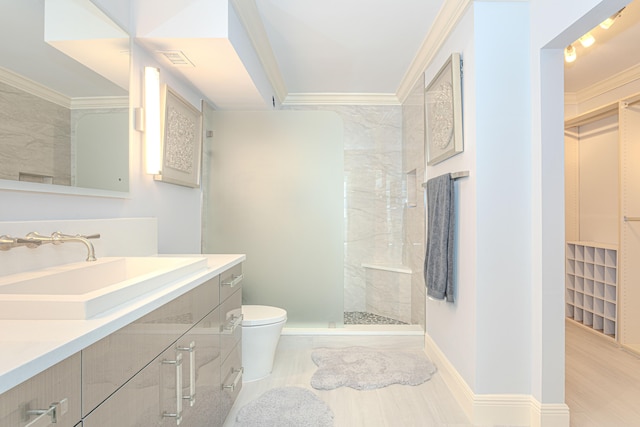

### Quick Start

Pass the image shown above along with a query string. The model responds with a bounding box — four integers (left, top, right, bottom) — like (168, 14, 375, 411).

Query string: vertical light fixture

(144, 66, 161, 175)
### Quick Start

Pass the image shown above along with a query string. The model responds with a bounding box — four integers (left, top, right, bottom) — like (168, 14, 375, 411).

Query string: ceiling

(253, 0, 444, 96)
(3, 0, 640, 107)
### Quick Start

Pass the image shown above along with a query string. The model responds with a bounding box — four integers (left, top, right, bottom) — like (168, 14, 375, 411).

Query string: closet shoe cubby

(566, 242, 618, 339)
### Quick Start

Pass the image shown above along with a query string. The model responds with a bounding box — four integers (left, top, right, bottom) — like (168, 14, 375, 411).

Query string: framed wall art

(156, 85, 203, 188)
(425, 52, 463, 165)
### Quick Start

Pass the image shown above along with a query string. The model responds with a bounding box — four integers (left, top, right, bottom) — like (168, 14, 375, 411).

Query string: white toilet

(241, 305, 287, 382)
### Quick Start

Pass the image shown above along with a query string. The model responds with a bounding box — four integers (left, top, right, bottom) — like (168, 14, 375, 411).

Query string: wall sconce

(144, 66, 161, 175)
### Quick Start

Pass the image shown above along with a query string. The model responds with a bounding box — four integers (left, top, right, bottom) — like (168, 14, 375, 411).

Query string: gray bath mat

(310, 346, 436, 390)
(235, 386, 334, 427)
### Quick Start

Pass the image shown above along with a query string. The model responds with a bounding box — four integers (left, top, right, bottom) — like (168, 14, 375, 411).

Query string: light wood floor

(224, 333, 475, 427)
(566, 320, 640, 427)
(224, 323, 640, 427)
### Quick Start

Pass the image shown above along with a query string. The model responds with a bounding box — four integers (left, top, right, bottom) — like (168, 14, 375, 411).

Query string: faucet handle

(84, 233, 101, 240)
(0, 235, 15, 250)
(15, 238, 42, 248)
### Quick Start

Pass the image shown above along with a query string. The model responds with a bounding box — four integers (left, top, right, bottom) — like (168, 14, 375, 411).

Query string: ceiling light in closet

(565, 45, 577, 63)
(600, 7, 625, 30)
(578, 32, 596, 48)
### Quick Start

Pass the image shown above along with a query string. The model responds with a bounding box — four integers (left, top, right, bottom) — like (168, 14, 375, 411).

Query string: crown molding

(572, 63, 640, 105)
(283, 93, 401, 106)
(0, 66, 127, 111)
(0, 66, 71, 108)
(396, 0, 472, 104)
(70, 96, 129, 110)
(233, 0, 472, 107)
(231, 0, 288, 105)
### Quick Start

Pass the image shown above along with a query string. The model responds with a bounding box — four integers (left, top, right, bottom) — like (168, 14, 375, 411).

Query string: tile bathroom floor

(223, 334, 475, 427)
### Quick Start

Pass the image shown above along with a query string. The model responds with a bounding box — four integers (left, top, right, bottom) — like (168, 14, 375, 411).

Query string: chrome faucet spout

(51, 232, 99, 262)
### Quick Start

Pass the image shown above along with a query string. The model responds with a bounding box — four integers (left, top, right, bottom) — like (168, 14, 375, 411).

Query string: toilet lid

(242, 305, 287, 326)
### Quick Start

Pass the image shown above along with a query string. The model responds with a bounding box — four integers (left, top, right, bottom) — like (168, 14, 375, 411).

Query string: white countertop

(0, 253, 245, 395)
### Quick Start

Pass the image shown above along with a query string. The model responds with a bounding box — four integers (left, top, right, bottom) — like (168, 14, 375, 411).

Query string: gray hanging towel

(424, 173, 455, 302)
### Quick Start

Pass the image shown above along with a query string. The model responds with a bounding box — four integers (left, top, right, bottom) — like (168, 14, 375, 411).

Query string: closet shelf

(566, 242, 618, 339)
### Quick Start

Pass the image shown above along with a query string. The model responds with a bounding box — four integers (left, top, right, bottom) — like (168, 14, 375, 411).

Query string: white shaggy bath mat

(235, 386, 334, 427)
(310, 347, 436, 390)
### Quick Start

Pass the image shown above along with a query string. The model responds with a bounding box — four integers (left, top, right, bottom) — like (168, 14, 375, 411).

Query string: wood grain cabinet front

(81, 276, 220, 416)
(83, 308, 222, 427)
(0, 352, 81, 427)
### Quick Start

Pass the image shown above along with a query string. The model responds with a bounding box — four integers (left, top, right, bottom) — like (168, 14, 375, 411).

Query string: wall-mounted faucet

(24, 231, 101, 261)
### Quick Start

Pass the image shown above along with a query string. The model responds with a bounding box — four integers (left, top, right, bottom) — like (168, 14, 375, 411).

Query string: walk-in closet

(565, 92, 640, 352)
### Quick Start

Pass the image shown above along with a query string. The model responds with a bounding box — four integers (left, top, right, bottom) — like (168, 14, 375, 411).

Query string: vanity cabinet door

(83, 308, 223, 427)
(220, 342, 243, 424)
(0, 352, 81, 427)
(219, 286, 243, 425)
(177, 307, 223, 427)
(82, 345, 177, 427)
(82, 276, 219, 416)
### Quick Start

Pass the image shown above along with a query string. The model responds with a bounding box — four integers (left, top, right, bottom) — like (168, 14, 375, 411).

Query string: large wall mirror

(0, 0, 130, 195)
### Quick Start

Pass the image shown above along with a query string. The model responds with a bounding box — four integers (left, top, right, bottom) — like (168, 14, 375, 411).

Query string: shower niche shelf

(566, 241, 618, 339)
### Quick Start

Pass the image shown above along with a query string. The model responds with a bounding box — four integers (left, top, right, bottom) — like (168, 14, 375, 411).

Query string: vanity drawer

(220, 263, 243, 302)
(0, 352, 81, 427)
(81, 276, 219, 416)
(219, 287, 242, 362)
(220, 342, 242, 424)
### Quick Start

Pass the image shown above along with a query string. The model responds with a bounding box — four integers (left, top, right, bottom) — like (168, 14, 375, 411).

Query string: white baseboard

(424, 334, 570, 427)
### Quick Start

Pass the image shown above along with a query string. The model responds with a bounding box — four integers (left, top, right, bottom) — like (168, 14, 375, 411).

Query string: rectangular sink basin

(0, 256, 208, 320)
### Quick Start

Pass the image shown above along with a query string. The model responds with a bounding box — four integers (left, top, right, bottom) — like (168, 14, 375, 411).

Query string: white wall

(474, 1, 532, 395)
(424, 6, 477, 390)
(425, 1, 532, 396)
(0, 41, 204, 255)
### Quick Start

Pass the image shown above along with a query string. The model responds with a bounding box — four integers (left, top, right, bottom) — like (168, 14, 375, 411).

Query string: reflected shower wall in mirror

(0, 0, 130, 193)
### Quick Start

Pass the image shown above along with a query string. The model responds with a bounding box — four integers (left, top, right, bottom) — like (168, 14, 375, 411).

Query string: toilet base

(241, 321, 285, 382)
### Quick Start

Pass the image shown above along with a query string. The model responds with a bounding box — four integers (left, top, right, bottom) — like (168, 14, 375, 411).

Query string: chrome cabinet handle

(221, 274, 243, 287)
(222, 314, 243, 334)
(162, 353, 183, 425)
(25, 399, 66, 427)
(177, 341, 196, 407)
(223, 367, 243, 392)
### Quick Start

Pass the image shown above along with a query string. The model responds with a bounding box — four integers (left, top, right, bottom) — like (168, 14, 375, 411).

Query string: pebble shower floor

(343, 311, 407, 325)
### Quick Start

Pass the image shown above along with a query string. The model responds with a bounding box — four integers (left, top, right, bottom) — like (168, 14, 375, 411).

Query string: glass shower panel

(202, 110, 344, 327)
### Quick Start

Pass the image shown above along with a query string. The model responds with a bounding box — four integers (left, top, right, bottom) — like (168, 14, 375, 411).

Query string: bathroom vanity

(0, 254, 244, 427)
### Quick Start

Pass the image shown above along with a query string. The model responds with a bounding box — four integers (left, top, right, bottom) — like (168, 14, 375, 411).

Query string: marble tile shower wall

(402, 78, 426, 328)
(0, 80, 71, 185)
(284, 105, 404, 313)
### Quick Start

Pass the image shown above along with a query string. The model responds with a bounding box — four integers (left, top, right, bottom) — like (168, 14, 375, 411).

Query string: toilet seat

(242, 305, 287, 326)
